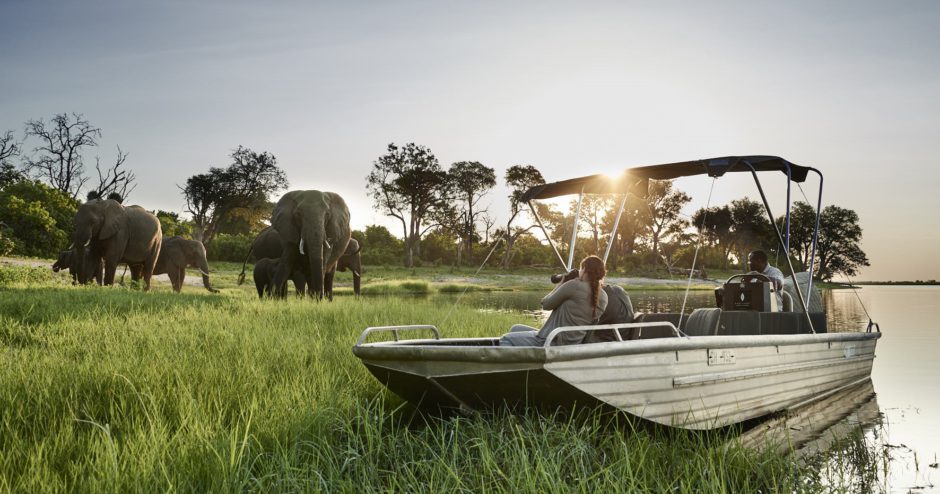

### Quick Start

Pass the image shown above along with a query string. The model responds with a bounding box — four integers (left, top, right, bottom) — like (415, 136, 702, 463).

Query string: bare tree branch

(22, 113, 100, 199)
(90, 146, 136, 202)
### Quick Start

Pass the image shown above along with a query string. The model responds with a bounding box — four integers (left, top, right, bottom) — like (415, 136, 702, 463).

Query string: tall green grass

(0, 269, 870, 492)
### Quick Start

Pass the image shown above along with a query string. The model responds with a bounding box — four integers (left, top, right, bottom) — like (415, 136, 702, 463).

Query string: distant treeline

(856, 280, 938, 285)
(0, 115, 870, 281)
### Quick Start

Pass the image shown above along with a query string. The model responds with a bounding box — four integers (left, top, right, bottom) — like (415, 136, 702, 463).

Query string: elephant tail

(237, 243, 256, 285)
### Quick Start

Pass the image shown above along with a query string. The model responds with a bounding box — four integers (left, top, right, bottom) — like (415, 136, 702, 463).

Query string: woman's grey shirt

(537, 279, 609, 346)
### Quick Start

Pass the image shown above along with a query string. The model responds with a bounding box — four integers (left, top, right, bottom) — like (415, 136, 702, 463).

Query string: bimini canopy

(521, 155, 811, 201)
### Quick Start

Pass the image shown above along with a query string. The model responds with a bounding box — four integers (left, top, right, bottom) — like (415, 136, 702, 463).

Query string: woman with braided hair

(499, 255, 608, 347)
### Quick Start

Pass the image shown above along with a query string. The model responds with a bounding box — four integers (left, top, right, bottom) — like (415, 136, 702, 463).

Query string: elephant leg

(272, 251, 298, 299)
(95, 260, 104, 285)
(167, 270, 178, 292)
(324, 270, 335, 301)
(291, 271, 306, 297)
(103, 257, 119, 286)
(141, 249, 159, 293)
(177, 267, 186, 293)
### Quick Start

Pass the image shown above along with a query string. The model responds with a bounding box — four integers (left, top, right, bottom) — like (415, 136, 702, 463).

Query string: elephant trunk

(198, 256, 219, 293)
(73, 244, 89, 284)
(72, 228, 94, 284)
(304, 232, 325, 300)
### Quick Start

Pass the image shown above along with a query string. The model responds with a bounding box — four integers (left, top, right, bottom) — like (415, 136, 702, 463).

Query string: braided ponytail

(580, 255, 607, 320)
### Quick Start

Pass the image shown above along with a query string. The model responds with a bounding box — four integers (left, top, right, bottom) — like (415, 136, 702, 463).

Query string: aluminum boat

(352, 156, 881, 430)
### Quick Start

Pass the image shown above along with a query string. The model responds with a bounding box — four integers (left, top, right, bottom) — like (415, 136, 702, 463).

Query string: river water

(433, 285, 940, 491)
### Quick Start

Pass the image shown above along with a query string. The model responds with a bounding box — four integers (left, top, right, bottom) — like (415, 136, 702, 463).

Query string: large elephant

(71, 199, 162, 291)
(52, 249, 103, 284)
(238, 226, 362, 298)
(128, 236, 218, 293)
(270, 190, 351, 300)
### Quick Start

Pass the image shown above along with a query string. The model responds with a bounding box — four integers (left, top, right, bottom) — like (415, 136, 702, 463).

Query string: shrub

(205, 233, 253, 262)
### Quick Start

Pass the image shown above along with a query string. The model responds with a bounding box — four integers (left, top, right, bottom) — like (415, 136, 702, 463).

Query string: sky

(1, 0, 938, 281)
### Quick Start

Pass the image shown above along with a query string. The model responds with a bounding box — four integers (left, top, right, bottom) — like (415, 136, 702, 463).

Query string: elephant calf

(253, 258, 308, 299)
(128, 236, 218, 293)
(52, 249, 103, 284)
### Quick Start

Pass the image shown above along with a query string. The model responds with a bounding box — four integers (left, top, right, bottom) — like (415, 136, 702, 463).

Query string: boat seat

(760, 312, 803, 334)
(716, 311, 761, 336)
(683, 308, 721, 336)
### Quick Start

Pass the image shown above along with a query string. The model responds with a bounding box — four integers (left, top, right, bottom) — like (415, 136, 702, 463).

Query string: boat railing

(356, 325, 442, 346)
(543, 321, 680, 347)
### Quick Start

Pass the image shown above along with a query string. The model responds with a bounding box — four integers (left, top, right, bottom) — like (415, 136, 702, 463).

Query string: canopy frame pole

(603, 193, 629, 264)
(785, 167, 792, 254)
(805, 168, 824, 306)
(567, 185, 585, 270)
(527, 200, 567, 270)
(742, 160, 815, 333)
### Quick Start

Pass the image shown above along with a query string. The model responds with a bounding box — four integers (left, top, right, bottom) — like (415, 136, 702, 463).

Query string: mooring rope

(676, 178, 717, 336)
(840, 272, 878, 332)
(439, 233, 506, 328)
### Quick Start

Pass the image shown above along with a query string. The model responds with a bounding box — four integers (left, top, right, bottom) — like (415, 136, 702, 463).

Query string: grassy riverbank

(0, 264, 880, 491)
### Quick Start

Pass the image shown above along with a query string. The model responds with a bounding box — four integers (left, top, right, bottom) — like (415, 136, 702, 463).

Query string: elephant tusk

(67, 243, 74, 249)
(199, 269, 210, 277)
(299, 238, 305, 255)
(83, 239, 90, 247)
(325, 238, 332, 250)
(352, 270, 360, 277)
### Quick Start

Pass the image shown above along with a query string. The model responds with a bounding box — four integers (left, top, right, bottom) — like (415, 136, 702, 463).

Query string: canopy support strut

(567, 186, 585, 270)
(603, 194, 628, 264)
(743, 160, 815, 333)
(527, 200, 567, 270)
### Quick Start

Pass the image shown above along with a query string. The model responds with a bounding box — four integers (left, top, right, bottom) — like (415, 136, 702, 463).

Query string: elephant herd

(52, 189, 361, 301)
(238, 190, 362, 300)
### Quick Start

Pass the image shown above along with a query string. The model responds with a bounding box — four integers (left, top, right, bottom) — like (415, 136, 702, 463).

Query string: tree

(642, 180, 691, 266)
(602, 193, 647, 271)
(447, 161, 496, 264)
(572, 195, 615, 255)
(776, 201, 816, 269)
(500, 165, 545, 268)
(728, 197, 774, 268)
(420, 227, 460, 266)
(156, 210, 194, 238)
(87, 146, 137, 201)
(366, 143, 450, 268)
(0, 179, 79, 257)
(0, 130, 22, 189)
(181, 146, 288, 244)
(22, 113, 101, 199)
(691, 204, 735, 268)
(355, 224, 404, 266)
(480, 210, 497, 244)
(814, 205, 869, 281)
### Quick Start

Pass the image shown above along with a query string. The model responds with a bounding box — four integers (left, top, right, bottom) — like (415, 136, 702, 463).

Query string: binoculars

(550, 269, 580, 284)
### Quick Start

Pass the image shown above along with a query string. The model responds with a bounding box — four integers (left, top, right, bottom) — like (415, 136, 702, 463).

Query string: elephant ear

(98, 200, 125, 240)
(272, 199, 301, 243)
(344, 238, 361, 256)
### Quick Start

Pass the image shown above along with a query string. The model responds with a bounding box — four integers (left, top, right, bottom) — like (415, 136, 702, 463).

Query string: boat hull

(353, 332, 880, 430)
